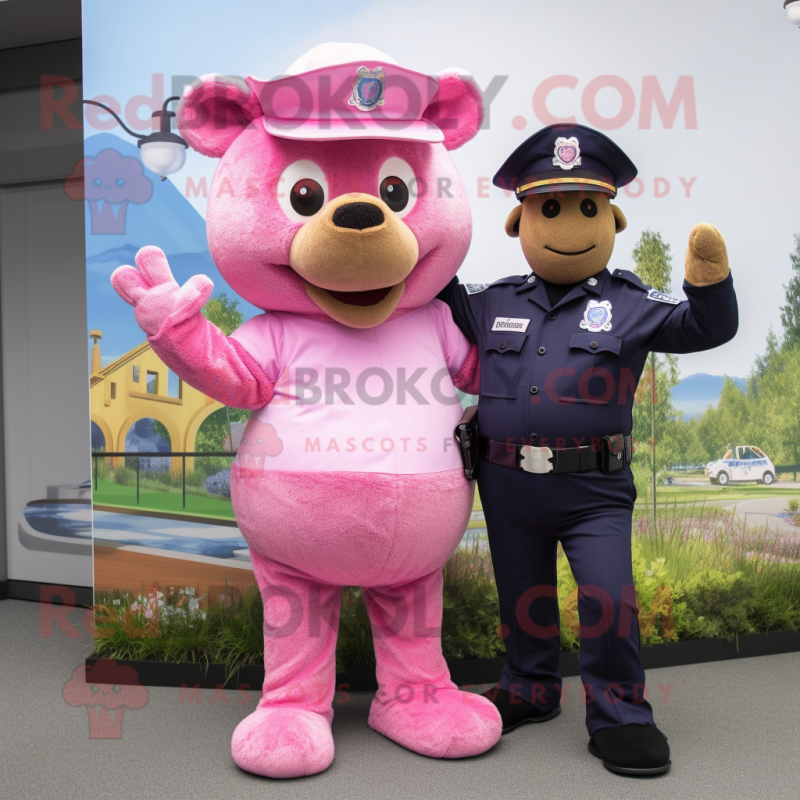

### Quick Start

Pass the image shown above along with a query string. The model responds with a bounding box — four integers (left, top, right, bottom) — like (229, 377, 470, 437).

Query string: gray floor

(1, 598, 799, 800)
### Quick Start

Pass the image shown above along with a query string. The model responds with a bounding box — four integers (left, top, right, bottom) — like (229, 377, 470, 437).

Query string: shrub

(92, 456, 110, 482)
(185, 469, 206, 488)
(197, 456, 233, 479)
(681, 570, 758, 639)
(113, 466, 136, 487)
(205, 469, 231, 499)
(140, 456, 171, 474)
(789, 499, 798, 513)
(93, 503, 800, 672)
(441, 541, 504, 659)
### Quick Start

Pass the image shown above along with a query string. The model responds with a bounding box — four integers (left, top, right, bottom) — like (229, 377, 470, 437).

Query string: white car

(705, 446, 776, 486)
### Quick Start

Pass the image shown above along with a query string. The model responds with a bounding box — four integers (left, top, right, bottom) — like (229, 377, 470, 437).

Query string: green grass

(639, 484, 800, 505)
(92, 478, 235, 520)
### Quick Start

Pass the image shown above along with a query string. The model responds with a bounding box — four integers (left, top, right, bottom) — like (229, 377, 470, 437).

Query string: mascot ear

(611, 204, 627, 233)
(424, 71, 484, 151)
(177, 75, 263, 158)
(505, 205, 523, 238)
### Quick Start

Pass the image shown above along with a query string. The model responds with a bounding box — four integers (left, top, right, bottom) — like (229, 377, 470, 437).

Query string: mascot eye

(92, 178, 102, 188)
(115, 178, 125, 188)
(542, 199, 561, 219)
(277, 160, 329, 223)
(112, 685, 121, 694)
(377, 157, 417, 219)
(290, 179, 325, 217)
(379, 176, 409, 213)
(580, 199, 597, 218)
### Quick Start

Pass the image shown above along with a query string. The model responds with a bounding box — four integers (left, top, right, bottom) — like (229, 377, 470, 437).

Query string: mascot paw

(685, 223, 729, 287)
(231, 706, 334, 778)
(368, 686, 502, 758)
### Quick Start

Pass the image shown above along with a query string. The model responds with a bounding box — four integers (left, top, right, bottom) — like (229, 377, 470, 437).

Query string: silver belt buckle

(519, 445, 553, 474)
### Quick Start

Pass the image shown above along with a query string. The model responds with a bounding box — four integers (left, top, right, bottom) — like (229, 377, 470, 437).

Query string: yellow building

(89, 331, 222, 472)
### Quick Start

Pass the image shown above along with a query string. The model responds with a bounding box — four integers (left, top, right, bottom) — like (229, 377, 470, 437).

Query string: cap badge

(580, 299, 613, 332)
(553, 136, 582, 171)
(349, 66, 386, 112)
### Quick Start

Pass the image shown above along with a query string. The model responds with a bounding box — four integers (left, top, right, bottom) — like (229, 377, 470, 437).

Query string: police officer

(438, 124, 738, 775)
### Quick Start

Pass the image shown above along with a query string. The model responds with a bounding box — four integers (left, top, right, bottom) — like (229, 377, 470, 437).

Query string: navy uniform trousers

(438, 267, 738, 734)
(480, 461, 648, 733)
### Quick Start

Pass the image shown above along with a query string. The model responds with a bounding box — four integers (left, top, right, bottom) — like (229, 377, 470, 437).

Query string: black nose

(332, 202, 385, 230)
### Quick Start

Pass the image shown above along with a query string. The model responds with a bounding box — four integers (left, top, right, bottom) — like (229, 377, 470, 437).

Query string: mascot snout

(290, 192, 419, 328)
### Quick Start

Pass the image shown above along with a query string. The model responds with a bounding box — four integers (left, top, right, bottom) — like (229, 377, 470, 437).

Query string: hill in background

(673, 373, 747, 419)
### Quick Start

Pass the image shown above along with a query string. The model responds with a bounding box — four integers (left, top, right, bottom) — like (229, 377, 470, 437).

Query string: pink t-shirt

(230, 301, 472, 475)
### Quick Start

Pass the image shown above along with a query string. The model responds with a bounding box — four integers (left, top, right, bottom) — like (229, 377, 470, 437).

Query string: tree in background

(780, 234, 800, 349)
(631, 230, 682, 518)
(203, 292, 244, 336)
(196, 293, 250, 461)
(695, 377, 748, 461)
(670, 414, 708, 468)
(753, 327, 780, 380)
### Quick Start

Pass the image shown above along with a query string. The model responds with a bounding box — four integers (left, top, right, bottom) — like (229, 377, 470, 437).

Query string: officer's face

(507, 192, 626, 285)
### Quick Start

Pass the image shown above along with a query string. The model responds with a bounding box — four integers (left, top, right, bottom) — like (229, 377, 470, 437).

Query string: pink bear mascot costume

(111, 43, 502, 777)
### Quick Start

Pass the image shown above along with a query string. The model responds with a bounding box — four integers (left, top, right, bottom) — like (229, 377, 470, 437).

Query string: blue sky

(82, 0, 800, 379)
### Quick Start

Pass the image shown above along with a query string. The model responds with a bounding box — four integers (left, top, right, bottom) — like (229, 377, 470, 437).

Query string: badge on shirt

(465, 283, 488, 295)
(646, 289, 680, 305)
(580, 300, 613, 332)
(491, 317, 530, 333)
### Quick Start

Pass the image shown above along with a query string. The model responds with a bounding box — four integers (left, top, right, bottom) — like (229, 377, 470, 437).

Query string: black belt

(476, 433, 632, 475)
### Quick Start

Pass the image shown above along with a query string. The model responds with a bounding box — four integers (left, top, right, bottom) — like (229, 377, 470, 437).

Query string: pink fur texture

(203, 132, 475, 317)
(111, 246, 274, 409)
(231, 708, 335, 779)
(452, 343, 481, 395)
(233, 536, 500, 775)
(231, 468, 473, 587)
(111, 49, 500, 778)
(177, 75, 263, 158)
(427, 71, 485, 152)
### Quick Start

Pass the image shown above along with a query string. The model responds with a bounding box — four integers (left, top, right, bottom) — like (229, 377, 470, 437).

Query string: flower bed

(93, 504, 800, 674)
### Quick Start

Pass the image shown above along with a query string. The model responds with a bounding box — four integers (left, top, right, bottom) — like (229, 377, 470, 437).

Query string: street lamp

(787, 0, 800, 26)
(83, 96, 188, 180)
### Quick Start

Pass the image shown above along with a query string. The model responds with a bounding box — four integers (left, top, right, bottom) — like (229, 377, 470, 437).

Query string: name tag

(491, 317, 530, 333)
(647, 289, 680, 305)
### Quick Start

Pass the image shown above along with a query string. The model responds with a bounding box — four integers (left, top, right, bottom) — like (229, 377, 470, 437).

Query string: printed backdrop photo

(77, 0, 800, 668)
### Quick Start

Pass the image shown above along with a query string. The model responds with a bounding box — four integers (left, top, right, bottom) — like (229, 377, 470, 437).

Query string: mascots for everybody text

(440, 123, 738, 776)
(111, 43, 502, 778)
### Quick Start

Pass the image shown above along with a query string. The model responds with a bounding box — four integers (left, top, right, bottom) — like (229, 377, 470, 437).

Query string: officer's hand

(685, 223, 729, 287)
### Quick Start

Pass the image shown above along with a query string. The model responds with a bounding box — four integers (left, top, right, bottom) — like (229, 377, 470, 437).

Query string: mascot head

(177, 42, 484, 327)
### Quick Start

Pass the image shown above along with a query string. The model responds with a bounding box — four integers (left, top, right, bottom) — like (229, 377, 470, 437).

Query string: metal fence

(91, 451, 235, 509)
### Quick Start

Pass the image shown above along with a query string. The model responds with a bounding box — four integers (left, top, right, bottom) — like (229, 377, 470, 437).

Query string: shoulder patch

(465, 283, 488, 295)
(646, 288, 681, 305)
(611, 269, 648, 292)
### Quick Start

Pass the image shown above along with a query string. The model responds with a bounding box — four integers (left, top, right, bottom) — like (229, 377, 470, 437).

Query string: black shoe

(480, 687, 561, 734)
(588, 723, 671, 776)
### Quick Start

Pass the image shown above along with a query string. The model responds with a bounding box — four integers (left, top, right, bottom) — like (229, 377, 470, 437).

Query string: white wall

(0, 182, 92, 586)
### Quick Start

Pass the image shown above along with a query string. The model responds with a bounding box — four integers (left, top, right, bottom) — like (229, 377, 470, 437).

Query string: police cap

(493, 123, 637, 200)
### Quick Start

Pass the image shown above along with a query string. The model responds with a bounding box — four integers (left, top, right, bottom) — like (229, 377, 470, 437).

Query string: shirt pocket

(555, 332, 622, 405)
(481, 331, 529, 400)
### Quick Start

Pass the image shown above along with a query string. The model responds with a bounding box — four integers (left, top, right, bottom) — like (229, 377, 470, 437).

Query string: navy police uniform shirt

(438, 268, 738, 448)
